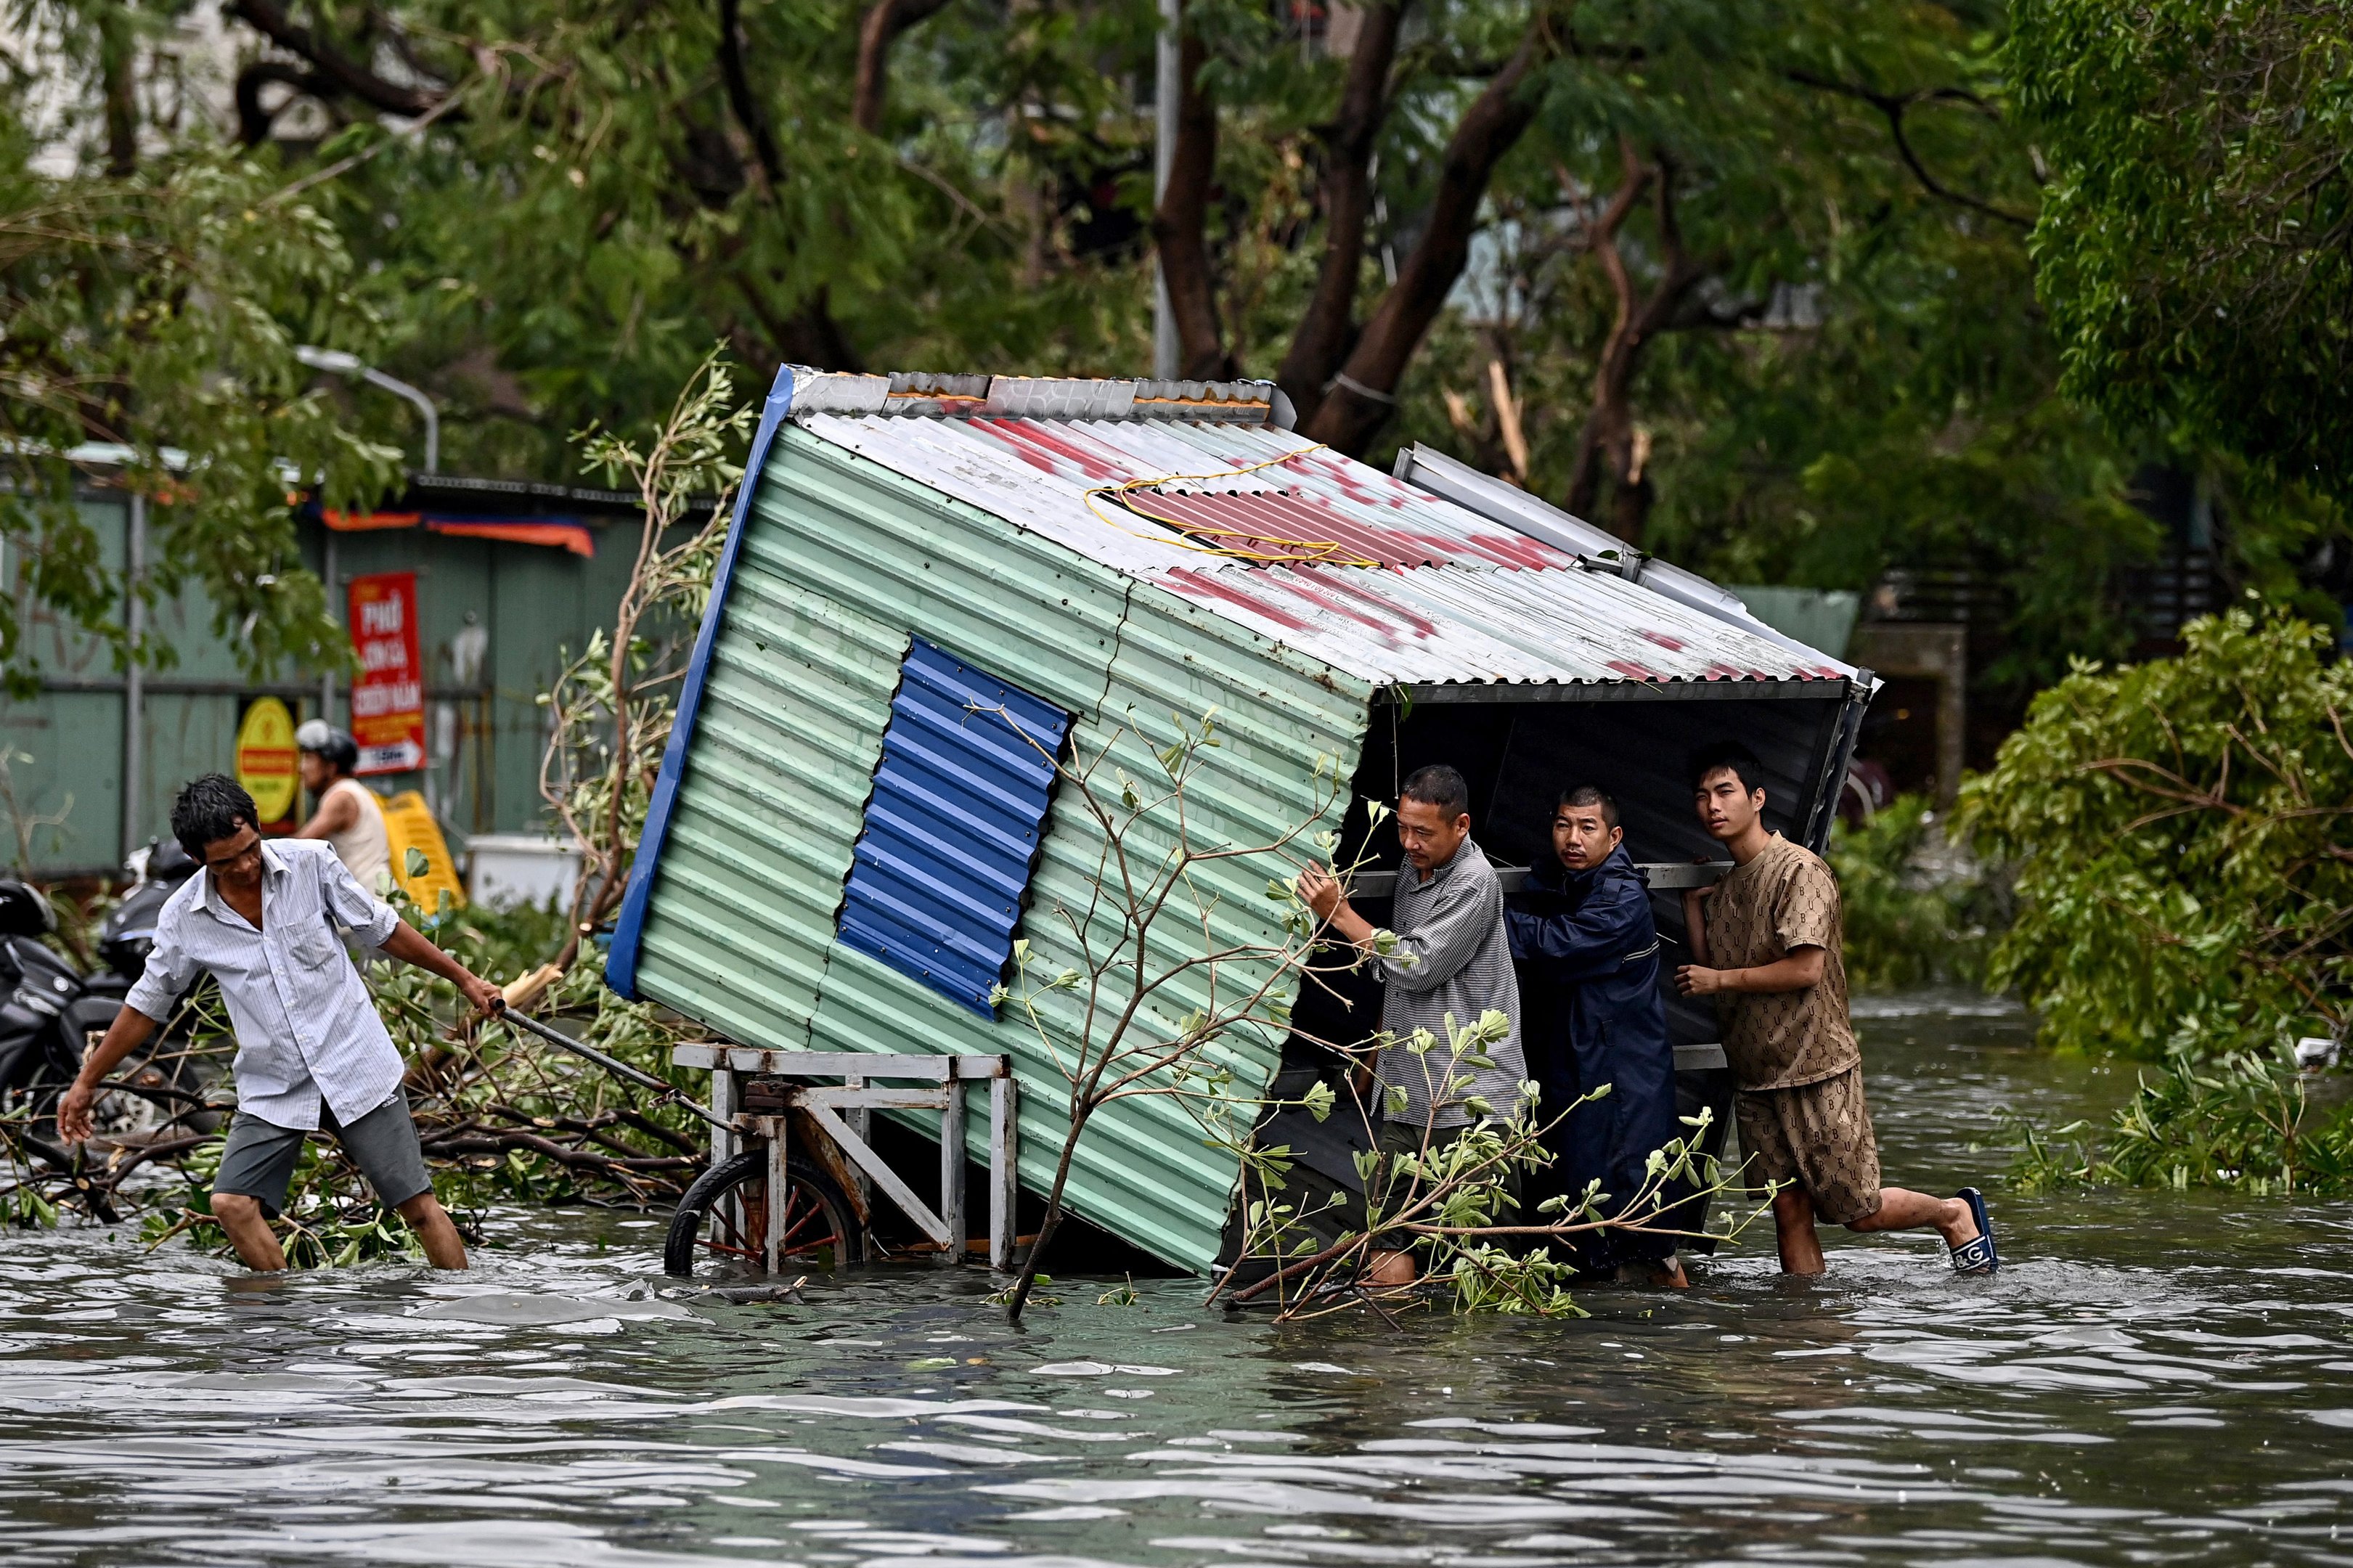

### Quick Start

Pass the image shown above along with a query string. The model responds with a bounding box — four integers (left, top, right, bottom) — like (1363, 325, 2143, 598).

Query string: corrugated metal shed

(612, 389, 1368, 1273)
(608, 367, 1862, 1277)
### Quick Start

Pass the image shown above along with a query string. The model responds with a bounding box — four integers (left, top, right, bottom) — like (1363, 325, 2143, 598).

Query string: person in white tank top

(294, 721, 393, 891)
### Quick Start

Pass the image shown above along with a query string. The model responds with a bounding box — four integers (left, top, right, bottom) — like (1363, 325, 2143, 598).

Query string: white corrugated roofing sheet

(796, 401, 1849, 693)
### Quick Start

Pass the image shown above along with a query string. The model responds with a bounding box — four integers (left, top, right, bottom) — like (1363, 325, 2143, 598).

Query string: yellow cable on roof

(1080, 443, 1380, 568)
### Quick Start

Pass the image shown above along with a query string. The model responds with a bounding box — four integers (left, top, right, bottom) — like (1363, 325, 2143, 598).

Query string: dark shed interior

(1226, 681, 1866, 1280)
(1303, 686, 1856, 1055)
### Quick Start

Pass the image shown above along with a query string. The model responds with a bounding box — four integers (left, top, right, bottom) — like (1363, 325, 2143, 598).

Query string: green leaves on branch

(540, 348, 747, 941)
(1231, 1010, 1758, 1318)
(2010, 0, 2353, 500)
(2013, 1045, 2353, 1199)
(0, 145, 401, 691)
(1957, 611, 2353, 1058)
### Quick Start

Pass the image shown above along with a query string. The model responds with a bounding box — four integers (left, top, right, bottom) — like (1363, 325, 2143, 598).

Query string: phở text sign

(348, 571, 425, 775)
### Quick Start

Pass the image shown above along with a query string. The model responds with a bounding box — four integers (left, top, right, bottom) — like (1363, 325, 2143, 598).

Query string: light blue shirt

(124, 839, 405, 1130)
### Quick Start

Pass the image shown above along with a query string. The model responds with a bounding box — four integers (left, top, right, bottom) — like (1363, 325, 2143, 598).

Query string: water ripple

(0, 1012, 2344, 1564)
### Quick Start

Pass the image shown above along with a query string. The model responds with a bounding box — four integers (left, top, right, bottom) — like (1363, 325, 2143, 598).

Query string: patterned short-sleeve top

(1700, 833, 1861, 1090)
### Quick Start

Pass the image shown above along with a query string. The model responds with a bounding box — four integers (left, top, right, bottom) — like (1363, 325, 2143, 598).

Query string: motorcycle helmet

(295, 719, 362, 775)
(0, 881, 55, 938)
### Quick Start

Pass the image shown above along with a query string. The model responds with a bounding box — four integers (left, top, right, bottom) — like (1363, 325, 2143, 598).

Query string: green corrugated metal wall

(629, 425, 1372, 1273)
(1, 497, 645, 875)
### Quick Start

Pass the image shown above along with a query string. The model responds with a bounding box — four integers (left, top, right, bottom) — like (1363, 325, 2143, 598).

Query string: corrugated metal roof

(1157, 559, 1848, 686)
(838, 639, 1071, 1015)
(794, 404, 1848, 694)
(1394, 443, 1865, 681)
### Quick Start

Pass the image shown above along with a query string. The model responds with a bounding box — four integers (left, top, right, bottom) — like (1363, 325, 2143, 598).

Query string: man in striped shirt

(1297, 764, 1525, 1281)
(59, 774, 502, 1271)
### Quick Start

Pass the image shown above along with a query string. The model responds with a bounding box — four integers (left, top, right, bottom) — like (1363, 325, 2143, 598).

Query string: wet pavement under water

(2, 995, 2349, 1567)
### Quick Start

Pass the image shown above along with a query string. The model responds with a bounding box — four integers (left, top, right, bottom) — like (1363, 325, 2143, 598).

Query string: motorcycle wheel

(664, 1148, 863, 1278)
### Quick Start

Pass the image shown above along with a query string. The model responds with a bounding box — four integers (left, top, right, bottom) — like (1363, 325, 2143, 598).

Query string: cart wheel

(664, 1148, 863, 1278)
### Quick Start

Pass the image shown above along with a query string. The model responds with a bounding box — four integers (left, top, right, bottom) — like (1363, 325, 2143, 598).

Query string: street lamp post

(1152, 0, 1179, 380)
(295, 346, 441, 730)
(294, 345, 440, 475)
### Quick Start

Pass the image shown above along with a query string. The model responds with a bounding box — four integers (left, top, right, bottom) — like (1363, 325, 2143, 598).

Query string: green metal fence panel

(4, 497, 129, 871)
(9, 497, 126, 677)
(474, 535, 647, 844)
(0, 690, 121, 869)
(3, 494, 662, 875)
(142, 693, 255, 844)
(0, 494, 281, 871)
(320, 522, 640, 844)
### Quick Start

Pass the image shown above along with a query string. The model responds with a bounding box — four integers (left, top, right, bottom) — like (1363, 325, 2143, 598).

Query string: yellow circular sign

(235, 697, 300, 823)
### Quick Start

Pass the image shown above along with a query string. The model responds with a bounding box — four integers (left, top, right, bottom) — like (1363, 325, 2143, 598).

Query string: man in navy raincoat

(1506, 785, 1688, 1286)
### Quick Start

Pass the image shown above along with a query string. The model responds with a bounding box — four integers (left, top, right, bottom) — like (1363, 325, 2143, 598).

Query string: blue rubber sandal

(1949, 1187, 1998, 1275)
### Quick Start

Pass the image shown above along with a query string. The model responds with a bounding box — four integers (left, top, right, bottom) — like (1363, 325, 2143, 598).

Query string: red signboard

(348, 571, 425, 775)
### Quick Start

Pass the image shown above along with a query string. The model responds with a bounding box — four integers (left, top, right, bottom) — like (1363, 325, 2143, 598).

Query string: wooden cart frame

(672, 1045, 1021, 1271)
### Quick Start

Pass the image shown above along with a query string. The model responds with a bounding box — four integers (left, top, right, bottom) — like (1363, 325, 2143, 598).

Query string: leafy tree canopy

(2010, 0, 2353, 499)
(7, 0, 2340, 700)
(0, 113, 398, 690)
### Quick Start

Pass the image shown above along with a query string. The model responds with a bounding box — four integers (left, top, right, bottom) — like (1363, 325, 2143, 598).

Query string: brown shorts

(1735, 1066, 1883, 1225)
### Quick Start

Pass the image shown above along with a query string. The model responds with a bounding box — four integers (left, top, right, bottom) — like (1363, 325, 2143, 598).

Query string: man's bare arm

(1681, 887, 1712, 967)
(57, 1005, 160, 1142)
(293, 788, 358, 843)
(1675, 946, 1826, 997)
(380, 920, 503, 1016)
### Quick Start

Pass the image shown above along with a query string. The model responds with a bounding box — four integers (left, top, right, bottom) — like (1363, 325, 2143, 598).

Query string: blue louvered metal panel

(838, 638, 1072, 1013)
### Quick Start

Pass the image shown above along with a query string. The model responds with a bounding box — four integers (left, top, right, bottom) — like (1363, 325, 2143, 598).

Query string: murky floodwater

(3, 995, 2349, 1567)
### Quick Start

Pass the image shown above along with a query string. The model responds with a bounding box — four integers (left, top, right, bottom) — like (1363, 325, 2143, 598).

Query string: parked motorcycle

(97, 838, 197, 994)
(0, 851, 217, 1145)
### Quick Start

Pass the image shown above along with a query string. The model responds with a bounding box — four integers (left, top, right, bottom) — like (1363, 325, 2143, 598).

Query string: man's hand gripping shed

(1294, 861, 1378, 950)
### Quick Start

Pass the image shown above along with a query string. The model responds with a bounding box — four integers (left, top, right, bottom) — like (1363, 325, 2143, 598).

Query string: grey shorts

(213, 1094, 433, 1217)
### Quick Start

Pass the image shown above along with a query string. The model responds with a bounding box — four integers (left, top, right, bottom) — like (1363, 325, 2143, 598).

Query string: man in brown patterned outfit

(1674, 741, 1996, 1276)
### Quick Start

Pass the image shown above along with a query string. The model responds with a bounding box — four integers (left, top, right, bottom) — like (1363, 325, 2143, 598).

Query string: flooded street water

(2, 995, 2349, 1567)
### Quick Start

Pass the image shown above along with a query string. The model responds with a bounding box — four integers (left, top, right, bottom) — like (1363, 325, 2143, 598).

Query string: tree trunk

(1564, 144, 1652, 530)
(1562, 149, 1703, 548)
(853, 0, 953, 134)
(1151, 12, 1235, 380)
(1006, 1098, 1093, 1322)
(779, 290, 864, 372)
(99, 5, 138, 177)
(717, 0, 786, 190)
(1276, 0, 1410, 423)
(709, 4, 865, 375)
(1300, 24, 1551, 455)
